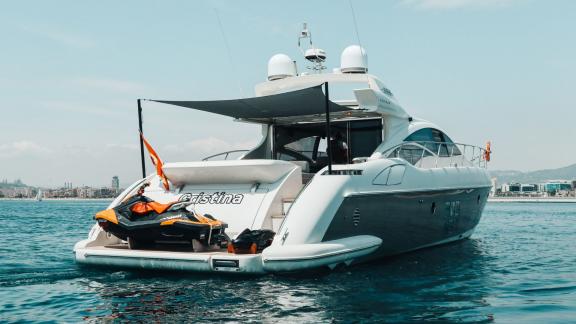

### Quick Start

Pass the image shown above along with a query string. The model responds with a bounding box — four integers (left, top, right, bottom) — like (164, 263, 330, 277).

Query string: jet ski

(95, 185, 228, 250)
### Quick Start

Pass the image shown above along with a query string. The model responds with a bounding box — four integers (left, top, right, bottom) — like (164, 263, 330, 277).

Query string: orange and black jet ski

(95, 189, 227, 250)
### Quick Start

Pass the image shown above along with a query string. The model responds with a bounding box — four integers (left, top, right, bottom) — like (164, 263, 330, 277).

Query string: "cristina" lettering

(180, 192, 244, 204)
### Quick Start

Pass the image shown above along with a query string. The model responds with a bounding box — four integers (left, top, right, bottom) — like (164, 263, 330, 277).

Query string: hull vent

(353, 208, 361, 226)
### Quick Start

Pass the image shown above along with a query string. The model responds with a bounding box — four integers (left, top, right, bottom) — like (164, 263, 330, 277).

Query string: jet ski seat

(117, 195, 180, 221)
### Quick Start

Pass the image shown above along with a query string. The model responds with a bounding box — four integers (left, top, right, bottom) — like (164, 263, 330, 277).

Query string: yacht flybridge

(74, 25, 492, 274)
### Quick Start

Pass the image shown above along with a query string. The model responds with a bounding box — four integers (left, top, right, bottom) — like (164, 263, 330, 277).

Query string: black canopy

(149, 85, 352, 120)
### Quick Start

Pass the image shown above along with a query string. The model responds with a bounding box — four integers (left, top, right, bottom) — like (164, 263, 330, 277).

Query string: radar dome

(340, 45, 368, 73)
(267, 54, 296, 81)
(304, 48, 326, 63)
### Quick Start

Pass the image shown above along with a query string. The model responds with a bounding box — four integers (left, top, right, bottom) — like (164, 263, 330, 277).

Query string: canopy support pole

(137, 99, 146, 178)
(324, 82, 333, 175)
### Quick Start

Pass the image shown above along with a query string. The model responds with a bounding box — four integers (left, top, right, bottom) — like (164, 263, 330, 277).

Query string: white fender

(261, 235, 382, 272)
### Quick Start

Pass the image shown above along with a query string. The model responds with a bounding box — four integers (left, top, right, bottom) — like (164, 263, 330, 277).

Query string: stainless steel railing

(201, 149, 250, 161)
(382, 141, 488, 169)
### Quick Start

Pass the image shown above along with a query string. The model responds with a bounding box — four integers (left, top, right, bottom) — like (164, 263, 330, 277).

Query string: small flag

(140, 132, 170, 191)
(484, 141, 492, 162)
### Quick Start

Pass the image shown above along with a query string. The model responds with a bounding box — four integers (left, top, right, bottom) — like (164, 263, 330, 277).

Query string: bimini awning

(148, 85, 354, 123)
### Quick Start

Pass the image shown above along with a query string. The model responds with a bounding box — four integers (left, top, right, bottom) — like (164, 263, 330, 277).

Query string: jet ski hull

(101, 218, 226, 246)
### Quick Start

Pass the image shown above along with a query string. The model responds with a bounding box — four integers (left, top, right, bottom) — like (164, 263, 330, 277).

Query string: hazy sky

(1, 0, 575, 187)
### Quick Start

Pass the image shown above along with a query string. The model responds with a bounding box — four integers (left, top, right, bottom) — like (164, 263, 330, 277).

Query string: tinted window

(274, 119, 382, 172)
(389, 142, 434, 165)
(285, 136, 320, 160)
(372, 165, 406, 185)
(404, 128, 460, 156)
(348, 119, 382, 159)
(405, 128, 434, 143)
(387, 165, 406, 185)
(405, 128, 454, 143)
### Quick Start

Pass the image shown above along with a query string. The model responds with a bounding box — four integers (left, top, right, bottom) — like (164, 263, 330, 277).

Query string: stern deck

(75, 243, 265, 274)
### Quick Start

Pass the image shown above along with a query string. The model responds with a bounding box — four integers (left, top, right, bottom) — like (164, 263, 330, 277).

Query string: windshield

(274, 119, 382, 172)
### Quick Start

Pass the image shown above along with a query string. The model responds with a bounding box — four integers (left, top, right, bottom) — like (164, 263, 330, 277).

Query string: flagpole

(324, 82, 333, 175)
(138, 99, 146, 178)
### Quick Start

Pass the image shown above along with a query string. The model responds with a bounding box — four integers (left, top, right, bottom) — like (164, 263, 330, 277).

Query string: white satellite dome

(267, 54, 296, 81)
(340, 45, 368, 73)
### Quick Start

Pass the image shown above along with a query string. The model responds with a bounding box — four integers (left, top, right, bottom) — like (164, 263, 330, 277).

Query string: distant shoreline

(3, 197, 576, 203)
(489, 197, 576, 203)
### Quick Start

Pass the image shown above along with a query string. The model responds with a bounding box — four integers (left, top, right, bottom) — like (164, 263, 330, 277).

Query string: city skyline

(0, 175, 123, 198)
(1, 0, 575, 187)
(0, 176, 125, 189)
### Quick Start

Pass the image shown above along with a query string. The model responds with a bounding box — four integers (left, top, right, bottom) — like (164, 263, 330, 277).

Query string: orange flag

(140, 133, 170, 191)
(484, 141, 492, 162)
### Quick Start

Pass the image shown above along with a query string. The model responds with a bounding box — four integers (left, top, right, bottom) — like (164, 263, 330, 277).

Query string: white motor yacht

(74, 26, 491, 274)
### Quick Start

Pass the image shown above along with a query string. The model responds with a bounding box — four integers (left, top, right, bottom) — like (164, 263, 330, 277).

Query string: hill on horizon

(490, 163, 576, 184)
(0, 179, 29, 189)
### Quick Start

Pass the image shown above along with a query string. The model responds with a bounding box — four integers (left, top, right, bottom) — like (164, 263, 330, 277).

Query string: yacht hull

(322, 187, 491, 259)
(74, 185, 490, 274)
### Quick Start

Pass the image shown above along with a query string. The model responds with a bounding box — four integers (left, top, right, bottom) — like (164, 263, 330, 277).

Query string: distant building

(77, 186, 96, 199)
(542, 181, 572, 196)
(499, 183, 539, 196)
(501, 183, 521, 193)
(520, 184, 538, 192)
(490, 178, 498, 196)
(542, 181, 572, 192)
(111, 176, 120, 191)
(11, 187, 33, 198)
(495, 179, 576, 198)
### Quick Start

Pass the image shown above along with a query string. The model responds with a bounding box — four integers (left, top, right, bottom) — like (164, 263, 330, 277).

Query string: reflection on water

(1, 201, 575, 323)
(77, 238, 494, 323)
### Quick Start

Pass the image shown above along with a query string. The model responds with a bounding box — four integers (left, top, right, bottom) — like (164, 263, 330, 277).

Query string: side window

(404, 128, 437, 153)
(387, 165, 406, 185)
(284, 136, 318, 160)
(348, 119, 383, 159)
(431, 129, 449, 156)
(389, 142, 433, 165)
(432, 130, 461, 156)
(404, 128, 434, 143)
(405, 128, 455, 143)
(372, 165, 406, 185)
(277, 152, 297, 161)
(372, 168, 390, 185)
(404, 128, 460, 156)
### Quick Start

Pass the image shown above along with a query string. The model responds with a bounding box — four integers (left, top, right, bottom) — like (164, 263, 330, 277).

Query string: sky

(0, 0, 575, 187)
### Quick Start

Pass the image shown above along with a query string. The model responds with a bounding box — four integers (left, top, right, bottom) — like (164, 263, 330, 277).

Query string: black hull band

(322, 187, 491, 258)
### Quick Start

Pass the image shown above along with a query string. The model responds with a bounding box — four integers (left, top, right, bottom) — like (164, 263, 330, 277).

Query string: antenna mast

(215, 9, 245, 97)
(297, 23, 327, 73)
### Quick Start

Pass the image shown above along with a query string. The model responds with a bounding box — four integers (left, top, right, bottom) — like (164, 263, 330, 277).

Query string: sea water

(0, 200, 575, 323)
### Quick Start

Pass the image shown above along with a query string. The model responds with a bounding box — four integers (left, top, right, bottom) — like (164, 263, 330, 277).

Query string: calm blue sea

(0, 200, 575, 323)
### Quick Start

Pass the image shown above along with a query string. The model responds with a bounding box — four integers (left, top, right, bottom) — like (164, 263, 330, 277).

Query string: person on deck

(330, 132, 349, 164)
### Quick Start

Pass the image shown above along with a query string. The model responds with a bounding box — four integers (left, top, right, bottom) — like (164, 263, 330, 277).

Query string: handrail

(202, 149, 250, 161)
(382, 141, 488, 169)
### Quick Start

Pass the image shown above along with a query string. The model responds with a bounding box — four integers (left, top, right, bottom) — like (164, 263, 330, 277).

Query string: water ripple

(0, 201, 575, 323)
